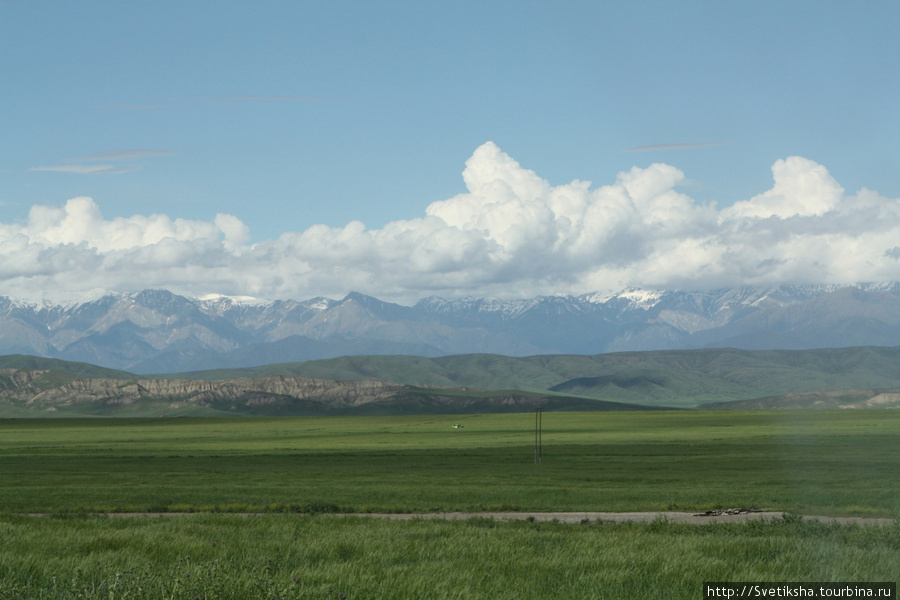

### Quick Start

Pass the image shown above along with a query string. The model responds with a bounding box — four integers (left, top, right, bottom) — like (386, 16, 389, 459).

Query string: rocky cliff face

(0, 368, 410, 413)
(0, 366, 650, 416)
(6, 370, 405, 409)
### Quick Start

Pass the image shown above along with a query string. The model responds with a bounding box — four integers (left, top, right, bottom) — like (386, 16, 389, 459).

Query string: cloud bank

(5, 142, 900, 303)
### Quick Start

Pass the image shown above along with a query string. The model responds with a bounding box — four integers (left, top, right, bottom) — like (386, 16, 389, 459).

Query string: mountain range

(1, 283, 899, 373)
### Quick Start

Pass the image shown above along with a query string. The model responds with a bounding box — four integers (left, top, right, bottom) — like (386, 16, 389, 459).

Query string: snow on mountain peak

(580, 288, 666, 309)
(3, 288, 115, 310)
(196, 293, 270, 307)
(617, 288, 665, 308)
(307, 297, 337, 311)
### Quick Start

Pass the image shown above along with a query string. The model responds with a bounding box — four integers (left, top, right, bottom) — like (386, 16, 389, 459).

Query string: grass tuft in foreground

(1, 514, 899, 600)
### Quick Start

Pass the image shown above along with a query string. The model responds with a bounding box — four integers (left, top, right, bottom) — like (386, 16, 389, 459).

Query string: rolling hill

(0, 356, 660, 417)
(2, 345, 900, 415)
(163, 345, 900, 408)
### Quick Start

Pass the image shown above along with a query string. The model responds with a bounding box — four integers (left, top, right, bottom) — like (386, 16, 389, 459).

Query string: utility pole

(534, 406, 543, 465)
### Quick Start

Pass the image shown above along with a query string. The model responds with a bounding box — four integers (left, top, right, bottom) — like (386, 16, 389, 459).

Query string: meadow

(1, 411, 898, 598)
(2, 411, 898, 515)
(2, 514, 899, 600)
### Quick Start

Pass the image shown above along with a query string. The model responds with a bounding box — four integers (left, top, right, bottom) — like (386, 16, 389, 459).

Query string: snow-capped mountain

(1, 283, 898, 373)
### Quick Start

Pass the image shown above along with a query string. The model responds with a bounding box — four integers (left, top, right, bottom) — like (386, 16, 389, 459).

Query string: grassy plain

(2, 514, 899, 600)
(2, 411, 899, 515)
(2, 411, 899, 598)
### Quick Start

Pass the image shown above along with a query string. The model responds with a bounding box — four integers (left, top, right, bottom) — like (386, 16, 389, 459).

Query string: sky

(1, 1, 899, 304)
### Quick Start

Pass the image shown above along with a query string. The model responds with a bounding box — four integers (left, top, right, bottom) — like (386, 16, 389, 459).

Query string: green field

(3, 514, 898, 600)
(2, 411, 898, 598)
(2, 411, 898, 515)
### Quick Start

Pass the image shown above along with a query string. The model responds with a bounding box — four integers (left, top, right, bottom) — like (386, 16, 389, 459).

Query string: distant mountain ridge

(1, 283, 899, 373)
(3, 346, 900, 416)
(173, 345, 900, 409)
(0, 356, 661, 417)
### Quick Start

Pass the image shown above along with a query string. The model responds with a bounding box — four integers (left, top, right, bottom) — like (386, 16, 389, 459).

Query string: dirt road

(331, 511, 896, 526)
(25, 511, 896, 525)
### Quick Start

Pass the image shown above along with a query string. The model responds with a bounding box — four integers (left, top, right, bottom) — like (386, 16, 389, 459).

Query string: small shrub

(781, 511, 803, 525)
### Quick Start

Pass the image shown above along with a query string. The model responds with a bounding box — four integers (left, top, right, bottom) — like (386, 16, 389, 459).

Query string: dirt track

(25, 511, 896, 526)
(329, 511, 896, 526)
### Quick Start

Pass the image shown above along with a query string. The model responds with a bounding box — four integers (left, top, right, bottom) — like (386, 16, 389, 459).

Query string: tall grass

(2, 514, 898, 600)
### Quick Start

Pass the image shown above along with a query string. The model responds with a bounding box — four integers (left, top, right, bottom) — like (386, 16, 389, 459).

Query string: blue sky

(1, 1, 899, 303)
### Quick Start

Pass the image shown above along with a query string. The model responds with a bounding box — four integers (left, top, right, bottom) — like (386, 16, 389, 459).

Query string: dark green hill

(159, 346, 900, 408)
(703, 388, 900, 410)
(5, 345, 900, 412)
(0, 355, 135, 379)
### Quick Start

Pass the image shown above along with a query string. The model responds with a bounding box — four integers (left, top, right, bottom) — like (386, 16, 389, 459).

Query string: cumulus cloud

(722, 156, 844, 219)
(4, 142, 900, 303)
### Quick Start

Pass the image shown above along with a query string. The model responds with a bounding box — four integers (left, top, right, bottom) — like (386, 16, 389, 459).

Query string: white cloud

(4, 142, 900, 303)
(30, 148, 175, 175)
(73, 149, 177, 161)
(722, 156, 844, 219)
(22, 197, 223, 252)
(29, 164, 139, 175)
